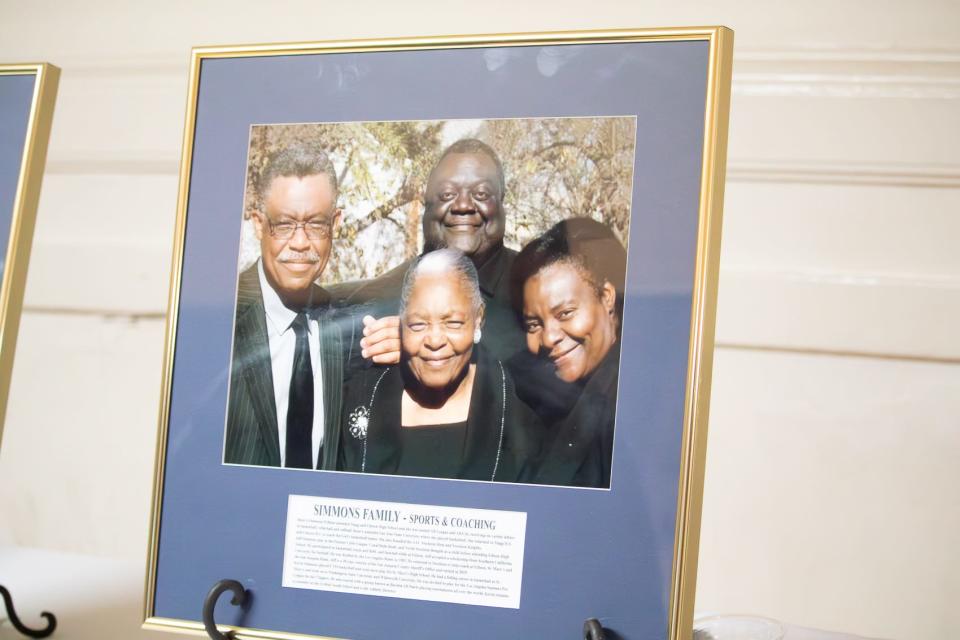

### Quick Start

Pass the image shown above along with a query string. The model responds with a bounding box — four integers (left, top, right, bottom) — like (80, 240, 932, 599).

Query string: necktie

(285, 313, 313, 469)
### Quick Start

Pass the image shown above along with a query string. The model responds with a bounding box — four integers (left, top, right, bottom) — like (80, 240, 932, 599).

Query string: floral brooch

(347, 405, 369, 440)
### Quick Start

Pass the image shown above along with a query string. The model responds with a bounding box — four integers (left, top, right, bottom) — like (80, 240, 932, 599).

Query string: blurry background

(0, 2, 957, 639)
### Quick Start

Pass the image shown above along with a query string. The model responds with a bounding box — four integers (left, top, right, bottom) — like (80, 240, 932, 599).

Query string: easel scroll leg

(0, 584, 57, 639)
(584, 617, 607, 640)
(201, 579, 248, 640)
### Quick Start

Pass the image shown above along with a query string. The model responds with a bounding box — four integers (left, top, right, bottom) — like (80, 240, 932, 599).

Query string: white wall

(0, 2, 957, 639)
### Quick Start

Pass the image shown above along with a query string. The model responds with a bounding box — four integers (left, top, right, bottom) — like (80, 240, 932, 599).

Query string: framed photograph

(145, 27, 732, 640)
(0, 63, 59, 444)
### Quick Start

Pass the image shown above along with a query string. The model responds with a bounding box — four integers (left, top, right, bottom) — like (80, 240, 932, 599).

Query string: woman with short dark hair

(510, 217, 627, 488)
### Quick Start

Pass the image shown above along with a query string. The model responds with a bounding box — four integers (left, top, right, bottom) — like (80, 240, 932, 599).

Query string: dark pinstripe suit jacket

(223, 265, 344, 469)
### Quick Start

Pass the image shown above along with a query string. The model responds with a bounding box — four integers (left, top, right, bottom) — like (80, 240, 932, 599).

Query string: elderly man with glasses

(224, 142, 345, 471)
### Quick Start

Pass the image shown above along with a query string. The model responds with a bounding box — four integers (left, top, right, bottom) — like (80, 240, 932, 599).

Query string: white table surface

(694, 614, 887, 640)
(2, 546, 888, 640)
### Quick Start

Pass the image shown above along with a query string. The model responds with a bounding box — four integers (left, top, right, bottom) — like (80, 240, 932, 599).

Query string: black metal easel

(583, 617, 607, 639)
(201, 579, 608, 640)
(0, 585, 57, 638)
(202, 580, 249, 640)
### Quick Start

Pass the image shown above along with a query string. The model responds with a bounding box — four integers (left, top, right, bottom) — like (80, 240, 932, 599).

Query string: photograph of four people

(223, 117, 635, 489)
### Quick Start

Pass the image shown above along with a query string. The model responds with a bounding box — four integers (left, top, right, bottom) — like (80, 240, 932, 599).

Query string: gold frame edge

(668, 26, 734, 640)
(144, 617, 342, 640)
(189, 26, 724, 58)
(0, 62, 60, 447)
(143, 47, 204, 625)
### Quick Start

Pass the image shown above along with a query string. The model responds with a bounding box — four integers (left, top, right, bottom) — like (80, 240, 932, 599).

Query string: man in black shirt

(337, 138, 524, 364)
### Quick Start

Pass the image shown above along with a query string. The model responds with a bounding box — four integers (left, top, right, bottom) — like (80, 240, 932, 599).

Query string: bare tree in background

(479, 117, 636, 249)
(241, 117, 636, 284)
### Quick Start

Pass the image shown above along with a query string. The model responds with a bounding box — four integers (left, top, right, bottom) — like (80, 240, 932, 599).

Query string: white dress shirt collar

(258, 260, 309, 337)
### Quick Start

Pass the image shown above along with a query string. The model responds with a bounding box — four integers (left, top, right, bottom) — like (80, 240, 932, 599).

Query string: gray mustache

(278, 250, 321, 263)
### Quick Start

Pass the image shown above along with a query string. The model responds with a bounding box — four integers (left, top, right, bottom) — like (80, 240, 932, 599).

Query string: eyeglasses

(267, 218, 333, 240)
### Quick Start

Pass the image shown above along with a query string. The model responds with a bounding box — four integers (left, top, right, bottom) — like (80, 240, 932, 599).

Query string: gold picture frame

(145, 27, 732, 640)
(0, 62, 60, 445)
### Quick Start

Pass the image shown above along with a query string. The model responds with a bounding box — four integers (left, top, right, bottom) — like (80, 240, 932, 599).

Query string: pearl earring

(473, 328, 482, 344)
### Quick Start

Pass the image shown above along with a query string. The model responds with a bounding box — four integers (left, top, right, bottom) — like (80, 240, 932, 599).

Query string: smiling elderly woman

(510, 218, 627, 488)
(338, 249, 542, 481)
